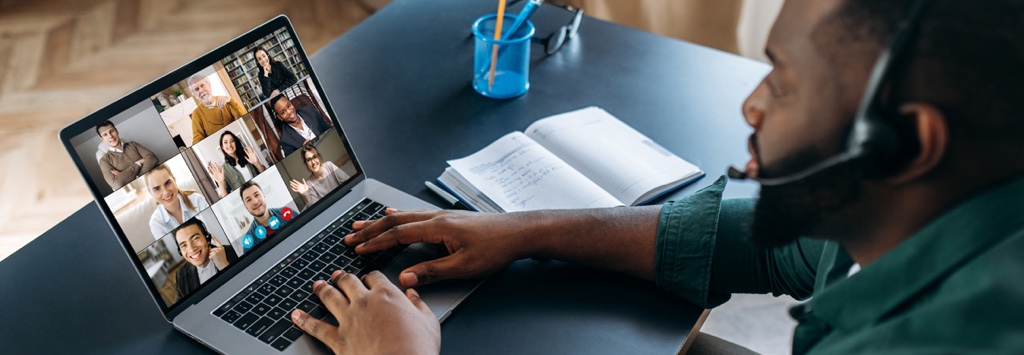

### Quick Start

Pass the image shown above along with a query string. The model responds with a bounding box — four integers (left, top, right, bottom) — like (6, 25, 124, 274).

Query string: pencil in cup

(472, 14, 535, 99)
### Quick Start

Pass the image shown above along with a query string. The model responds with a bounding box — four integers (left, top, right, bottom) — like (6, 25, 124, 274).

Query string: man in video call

(96, 120, 158, 190)
(188, 74, 246, 144)
(240, 180, 295, 252)
(172, 218, 237, 300)
(270, 94, 330, 156)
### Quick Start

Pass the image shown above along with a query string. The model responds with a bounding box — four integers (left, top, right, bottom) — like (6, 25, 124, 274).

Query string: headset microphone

(727, 0, 928, 187)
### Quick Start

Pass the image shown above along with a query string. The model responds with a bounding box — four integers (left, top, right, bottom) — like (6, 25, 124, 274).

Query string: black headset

(174, 218, 213, 257)
(729, 0, 931, 186)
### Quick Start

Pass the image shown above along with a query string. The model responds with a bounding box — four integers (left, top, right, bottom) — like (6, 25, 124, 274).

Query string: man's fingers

(360, 270, 392, 290)
(311, 279, 349, 320)
(211, 237, 223, 248)
(344, 209, 434, 246)
(332, 271, 367, 300)
(291, 309, 337, 346)
(398, 255, 465, 288)
(405, 288, 433, 317)
(354, 217, 452, 254)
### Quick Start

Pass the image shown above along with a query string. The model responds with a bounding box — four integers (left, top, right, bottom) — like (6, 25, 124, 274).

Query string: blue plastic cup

(472, 14, 535, 99)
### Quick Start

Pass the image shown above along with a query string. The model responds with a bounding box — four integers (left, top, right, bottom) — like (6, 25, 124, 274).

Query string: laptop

(59, 15, 481, 354)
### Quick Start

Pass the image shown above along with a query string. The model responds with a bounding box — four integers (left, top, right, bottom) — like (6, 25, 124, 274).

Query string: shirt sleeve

(654, 176, 826, 308)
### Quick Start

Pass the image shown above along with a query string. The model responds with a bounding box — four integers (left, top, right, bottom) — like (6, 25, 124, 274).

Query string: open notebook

(438, 107, 704, 213)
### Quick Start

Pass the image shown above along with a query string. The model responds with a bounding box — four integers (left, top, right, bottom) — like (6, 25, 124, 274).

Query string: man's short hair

(269, 94, 288, 109)
(95, 120, 115, 135)
(816, 0, 1024, 142)
(171, 218, 212, 255)
(239, 180, 262, 201)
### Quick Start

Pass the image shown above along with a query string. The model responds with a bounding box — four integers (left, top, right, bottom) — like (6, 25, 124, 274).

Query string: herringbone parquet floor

(0, 0, 374, 261)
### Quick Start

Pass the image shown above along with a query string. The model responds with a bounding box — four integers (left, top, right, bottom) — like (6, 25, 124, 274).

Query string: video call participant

(289, 143, 350, 205)
(172, 218, 237, 300)
(252, 47, 297, 100)
(270, 94, 330, 156)
(188, 74, 246, 144)
(240, 180, 296, 252)
(146, 164, 210, 239)
(96, 120, 158, 190)
(208, 131, 266, 197)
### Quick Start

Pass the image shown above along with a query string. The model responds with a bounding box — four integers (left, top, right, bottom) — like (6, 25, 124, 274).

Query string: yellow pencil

(488, 0, 507, 90)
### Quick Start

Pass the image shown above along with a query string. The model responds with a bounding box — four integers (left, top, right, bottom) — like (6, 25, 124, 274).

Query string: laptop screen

(64, 19, 360, 311)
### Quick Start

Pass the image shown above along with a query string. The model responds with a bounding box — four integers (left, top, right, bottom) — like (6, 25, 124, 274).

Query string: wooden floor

(0, 0, 373, 261)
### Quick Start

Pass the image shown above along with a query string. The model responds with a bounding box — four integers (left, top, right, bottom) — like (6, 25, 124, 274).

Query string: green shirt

(655, 176, 1024, 354)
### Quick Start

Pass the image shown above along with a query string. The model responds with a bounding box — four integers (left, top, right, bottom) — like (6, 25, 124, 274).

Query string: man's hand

(110, 168, 121, 177)
(291, 270, 439, 355)
(345, 209, 529, 288)
(209, 238, 230, 270)
(215, 96, 230, 110)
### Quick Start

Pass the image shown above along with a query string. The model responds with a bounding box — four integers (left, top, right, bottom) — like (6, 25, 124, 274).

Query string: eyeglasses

(506, 0, 584, 55)
(304, 153, 319, 162)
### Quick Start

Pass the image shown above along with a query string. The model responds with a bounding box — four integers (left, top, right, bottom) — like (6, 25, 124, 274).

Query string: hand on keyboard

(291, 270, 439, 355)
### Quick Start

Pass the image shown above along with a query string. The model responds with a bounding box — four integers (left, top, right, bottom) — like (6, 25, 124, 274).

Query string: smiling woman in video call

(146, 164, 210, 240)
(252, 47, 298, 100)
(208, 130, 266, 198)
(289, 143, 350, 205)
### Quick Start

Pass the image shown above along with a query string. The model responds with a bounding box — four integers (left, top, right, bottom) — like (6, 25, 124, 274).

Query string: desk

(0, 0, 769, 353)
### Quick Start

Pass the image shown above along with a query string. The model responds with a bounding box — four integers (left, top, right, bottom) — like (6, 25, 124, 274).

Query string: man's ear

(886, 103, 949, 184)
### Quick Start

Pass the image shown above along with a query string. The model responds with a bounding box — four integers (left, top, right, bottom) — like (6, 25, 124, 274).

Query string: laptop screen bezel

(58, 15, 367, 319)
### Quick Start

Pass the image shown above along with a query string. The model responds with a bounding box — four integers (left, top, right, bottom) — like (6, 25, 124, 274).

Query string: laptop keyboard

(212, 198, 407, 351)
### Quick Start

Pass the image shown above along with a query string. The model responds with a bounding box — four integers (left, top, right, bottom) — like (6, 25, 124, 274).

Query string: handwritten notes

(448, 132, 621, 212)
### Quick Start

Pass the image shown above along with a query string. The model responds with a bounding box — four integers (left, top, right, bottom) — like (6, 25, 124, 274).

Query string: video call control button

(243, 235, 255, 248)
(281, 207, 294, 221)
(255, 225, 267, 239)
(269, 216, 281, 230)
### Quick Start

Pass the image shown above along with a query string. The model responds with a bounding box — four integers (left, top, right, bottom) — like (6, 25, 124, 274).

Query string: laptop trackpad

(379, 242, 483, 322)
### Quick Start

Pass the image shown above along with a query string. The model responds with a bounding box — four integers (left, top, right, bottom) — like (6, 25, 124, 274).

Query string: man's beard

(750, 146, 862, 248)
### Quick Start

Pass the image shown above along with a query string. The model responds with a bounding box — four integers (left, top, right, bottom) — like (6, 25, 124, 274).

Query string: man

(188, 74, 246, 144)
(270, 94, 330, 156)
(239, 180, 295, 252)
(289, 0, 1024, 354)
(172, 218, 237, 300)
(96, 120, 158, 190)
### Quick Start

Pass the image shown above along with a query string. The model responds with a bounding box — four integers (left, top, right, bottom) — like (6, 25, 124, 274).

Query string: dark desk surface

(0, 0, 768, 353)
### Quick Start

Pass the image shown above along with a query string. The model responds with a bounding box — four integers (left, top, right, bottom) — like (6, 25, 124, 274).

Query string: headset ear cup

(860, 112, 918, 178)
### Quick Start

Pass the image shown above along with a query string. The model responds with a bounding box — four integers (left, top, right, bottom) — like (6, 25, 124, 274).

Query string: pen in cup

(477, 0, 544, 80)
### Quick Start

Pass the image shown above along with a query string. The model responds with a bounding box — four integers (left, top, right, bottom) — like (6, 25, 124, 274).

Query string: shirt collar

(808, 175, 1024, 332)
(156, 194, 196, 224)
(109, 141, 126, 153)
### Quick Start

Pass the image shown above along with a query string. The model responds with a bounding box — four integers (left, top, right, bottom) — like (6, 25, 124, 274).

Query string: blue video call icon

(268, 216, 281, 230)
(255, 225, 267, 240)
(242, 235, 254, 249)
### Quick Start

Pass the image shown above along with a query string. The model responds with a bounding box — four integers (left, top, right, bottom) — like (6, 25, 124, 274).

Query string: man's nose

(742, 81, 768, 130)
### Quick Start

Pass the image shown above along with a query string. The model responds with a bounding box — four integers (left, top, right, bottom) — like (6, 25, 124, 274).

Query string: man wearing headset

(287, 0, 1024, 354)
(172, 218, 238, 300)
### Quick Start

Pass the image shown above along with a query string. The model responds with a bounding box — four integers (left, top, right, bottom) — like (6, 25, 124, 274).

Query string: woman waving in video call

(208, 131, 266, 197)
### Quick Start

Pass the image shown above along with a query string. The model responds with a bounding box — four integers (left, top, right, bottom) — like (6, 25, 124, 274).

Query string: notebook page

(525, 107, 702, 205)
(447, 132, 621, 212)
